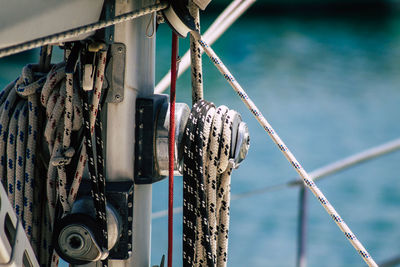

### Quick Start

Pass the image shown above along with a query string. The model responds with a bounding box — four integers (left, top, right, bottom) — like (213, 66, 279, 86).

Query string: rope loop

(50, 147, 76, 166)
(183, 99, 236, 267)
(15, 64, 46, 98)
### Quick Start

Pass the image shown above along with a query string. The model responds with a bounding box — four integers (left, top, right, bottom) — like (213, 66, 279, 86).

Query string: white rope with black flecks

(41, 48, 107, 266)
(183, 100, 235, 267)
(189, 1, 203, 105)
(193, 33, 378, 267)
(0, 47, 106, 265)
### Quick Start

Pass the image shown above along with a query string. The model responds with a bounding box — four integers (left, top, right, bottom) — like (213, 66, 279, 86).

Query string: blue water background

(0, 14, 400, 267)
(153, 15, 400, 267)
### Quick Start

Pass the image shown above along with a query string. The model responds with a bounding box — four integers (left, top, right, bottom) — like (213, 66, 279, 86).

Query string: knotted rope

(0, 46, 107, 266)
(183, 100, 234, 267)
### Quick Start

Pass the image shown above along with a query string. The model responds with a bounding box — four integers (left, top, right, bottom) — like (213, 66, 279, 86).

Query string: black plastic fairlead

(134, 95, 168, 184)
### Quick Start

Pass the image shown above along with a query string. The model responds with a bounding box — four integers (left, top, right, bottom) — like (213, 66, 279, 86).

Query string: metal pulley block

(156, 101, 190, 176)
(162, 0, 196, 37)
(155, 102, 249, 174)
(53, 197, 121, 265)
(135, 95, 250, 182)
(135, 95, 190, 183)
(230, 112, 250, 168)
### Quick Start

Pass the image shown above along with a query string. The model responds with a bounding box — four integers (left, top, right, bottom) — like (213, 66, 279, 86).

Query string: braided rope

(0, 44, 107, 264)
(0, 2, 168, 59)
(189, 2, 203, 105)
(0, 64, 46, 257)
(183, 100, 234, 267)
(195, 35, 378, 267)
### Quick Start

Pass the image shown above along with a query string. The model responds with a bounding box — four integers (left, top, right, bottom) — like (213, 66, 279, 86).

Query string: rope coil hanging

(182, 100, 235, 267)
(0, 43, 108, 266)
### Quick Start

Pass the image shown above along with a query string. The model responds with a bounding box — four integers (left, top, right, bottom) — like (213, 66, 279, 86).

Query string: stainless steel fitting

(155, 102, 190, 176)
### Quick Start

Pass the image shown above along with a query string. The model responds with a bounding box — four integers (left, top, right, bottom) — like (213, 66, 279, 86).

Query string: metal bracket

(135, 95, 169, 184)
(104, 0, 115, 44)
(106, 181, 133, 259)
(70, 181, 134, 260)
(104, 43, 126, 103)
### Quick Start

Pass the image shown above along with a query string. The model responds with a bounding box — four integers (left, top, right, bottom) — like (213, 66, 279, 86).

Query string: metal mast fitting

(135, 95, 190, 184)
(162, 0, 196, 37)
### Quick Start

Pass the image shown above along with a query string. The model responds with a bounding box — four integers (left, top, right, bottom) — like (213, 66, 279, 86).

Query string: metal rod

(297, 187, 307, 267)
(153, 137, 400, 219)
(234, 137, 400, 199)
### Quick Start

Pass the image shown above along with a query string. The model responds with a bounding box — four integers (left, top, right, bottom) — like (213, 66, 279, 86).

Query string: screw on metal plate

(104, 43, 126, 103)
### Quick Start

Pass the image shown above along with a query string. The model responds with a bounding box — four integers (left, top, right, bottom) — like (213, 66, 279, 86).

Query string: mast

(106, 0, 155, 266)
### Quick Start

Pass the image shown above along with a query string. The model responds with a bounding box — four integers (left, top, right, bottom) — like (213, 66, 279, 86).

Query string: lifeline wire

(193, 32, 378, 267)
(153, 136, 400, 220)
(0, 2, 167, 59)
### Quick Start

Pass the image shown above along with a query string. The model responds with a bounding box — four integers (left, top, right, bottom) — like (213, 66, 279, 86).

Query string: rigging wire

(0, 2, 167, 59)
(152, 137, 400, 220)
(194, 31, 378, 266)
(233, 137, 400, 200)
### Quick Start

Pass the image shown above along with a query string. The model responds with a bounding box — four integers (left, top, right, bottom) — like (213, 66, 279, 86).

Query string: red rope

(168, 31, 179, 267)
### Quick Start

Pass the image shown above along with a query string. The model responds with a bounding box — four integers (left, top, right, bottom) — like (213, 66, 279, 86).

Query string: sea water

(153, 14, 400, 267)
(0, 14, 399, 267)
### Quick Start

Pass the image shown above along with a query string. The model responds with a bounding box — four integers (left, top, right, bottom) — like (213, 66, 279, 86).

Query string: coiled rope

(0, 2, 167, 59)
(0, 64, 47, 256)
(193, 32, 378, 267)
(182, 100, 235, 267)
(0, 45, 107, 266)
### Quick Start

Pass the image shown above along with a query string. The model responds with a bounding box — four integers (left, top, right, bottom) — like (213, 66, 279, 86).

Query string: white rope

(155, 0, 256, 94)
(90, 51, 107, 134)
(183, 100, 235, 267)
(0, 64, 47, 255)
(189, 1, 204, 104)
(195, 33, 378, 267)
(153, 137, 400, 220)
(0, 2, 167, 59)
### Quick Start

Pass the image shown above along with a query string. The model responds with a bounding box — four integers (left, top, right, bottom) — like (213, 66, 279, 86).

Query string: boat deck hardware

(0, 182, 38, 267)
(104, 43, 126, 103)
(232, 121, 250, 168)
(135, 95, 169, 184)
(61, 181, 134, 261)
(156, 101, 190, 176)
(53, 195, 122, 264)
(162, 0, 196, 37)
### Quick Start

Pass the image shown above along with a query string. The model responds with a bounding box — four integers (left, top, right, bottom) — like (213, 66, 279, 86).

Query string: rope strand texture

(195, 34, 378, 267)
(183, 100, 234, 267)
